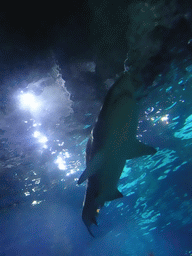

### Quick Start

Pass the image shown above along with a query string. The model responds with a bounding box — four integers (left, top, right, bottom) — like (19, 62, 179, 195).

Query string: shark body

(78, 72, 157, 236)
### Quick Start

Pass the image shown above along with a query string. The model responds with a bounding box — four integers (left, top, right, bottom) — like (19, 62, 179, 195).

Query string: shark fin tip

(77, 170, 88, 185)
(84, 222, 96, 237)
(77, 179, 82, 185)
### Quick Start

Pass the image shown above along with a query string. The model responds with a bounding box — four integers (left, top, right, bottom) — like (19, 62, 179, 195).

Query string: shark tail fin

(82, 197, 100, 238)
(85, 223, 95, 237)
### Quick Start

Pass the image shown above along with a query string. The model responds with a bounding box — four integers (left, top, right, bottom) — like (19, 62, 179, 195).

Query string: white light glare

(161, 114, 169, 122)
(33, 131, 48, 144)
(33, 131, 41, 138)
(64, 151, 70, 158)
(39, 136, 48, 144)
(55, 156, 67, 170)
(31, 200, 43, 206)
(19, 92, 40, 112)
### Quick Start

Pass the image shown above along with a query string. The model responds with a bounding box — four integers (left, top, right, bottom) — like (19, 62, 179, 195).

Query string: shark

(77, 71, 157, 236)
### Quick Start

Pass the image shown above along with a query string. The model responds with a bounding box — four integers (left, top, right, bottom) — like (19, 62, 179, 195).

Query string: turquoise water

(0, 50, 192, 255)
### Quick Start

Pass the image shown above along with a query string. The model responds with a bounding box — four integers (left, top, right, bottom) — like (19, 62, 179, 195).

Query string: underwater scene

(0, 1, 192, 255)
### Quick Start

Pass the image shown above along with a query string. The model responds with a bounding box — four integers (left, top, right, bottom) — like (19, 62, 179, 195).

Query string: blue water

(1, 47, 192, 256)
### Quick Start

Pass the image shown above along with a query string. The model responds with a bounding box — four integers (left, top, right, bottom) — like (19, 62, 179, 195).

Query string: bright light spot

(31, 200, 43, 206)
(32, 178, 41, 184)
(39, 136, 48, 143)
(55, 156, 67, 170)
(33, 123, 42, 127)
(64, 151, 70, 158)
(24, 192, 30, 196)
(19, 93, 40, 112)
(161, 114, 169, 122)
(33, 131, 41, 138)
(145, 107, 154, 115)
(33, 131, 48, 144)
(58, 141, 64, 146)
(66, 169, 76, 176)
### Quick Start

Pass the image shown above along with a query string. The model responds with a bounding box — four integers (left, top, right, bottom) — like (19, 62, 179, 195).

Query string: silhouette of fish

(78, 72, 157, 236)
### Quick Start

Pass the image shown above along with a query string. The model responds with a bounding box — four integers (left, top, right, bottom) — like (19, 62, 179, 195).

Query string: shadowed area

(0, 1, 192, 255)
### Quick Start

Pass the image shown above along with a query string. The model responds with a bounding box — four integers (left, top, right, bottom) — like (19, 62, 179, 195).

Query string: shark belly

(101, 97, 138, 156)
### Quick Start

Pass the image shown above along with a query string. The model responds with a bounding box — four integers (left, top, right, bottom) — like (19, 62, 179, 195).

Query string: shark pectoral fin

(78, 169, 89, 185)
(87, 226, 95, 237)
(82, 217, 95, 237)
(108, 189, 123, 201)
(77, 151, 105, 185)
(114, 190, 123, 200)
(129, 140, 157, 159)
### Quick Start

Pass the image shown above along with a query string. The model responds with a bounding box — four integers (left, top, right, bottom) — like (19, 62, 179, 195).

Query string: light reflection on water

(1, 58, 192, 255)
(102, 67, 192, 238)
